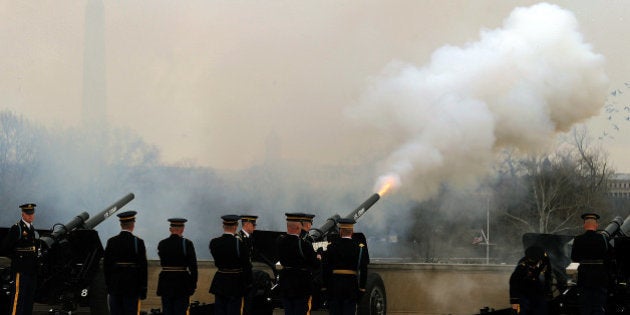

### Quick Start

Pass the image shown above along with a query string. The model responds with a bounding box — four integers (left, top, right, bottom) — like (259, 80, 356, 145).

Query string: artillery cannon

(250, 192, 387, 315)
(476, 214, 630, 315)
(0, 193, 135, 315)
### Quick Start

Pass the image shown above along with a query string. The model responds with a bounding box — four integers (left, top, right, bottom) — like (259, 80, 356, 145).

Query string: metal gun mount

(309, 193, 381, 242)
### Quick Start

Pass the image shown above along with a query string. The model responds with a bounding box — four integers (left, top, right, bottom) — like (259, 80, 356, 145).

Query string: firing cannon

(0, 193, 135, 315)
(309, 193, 380, 242)
(250, 192, 387, 315)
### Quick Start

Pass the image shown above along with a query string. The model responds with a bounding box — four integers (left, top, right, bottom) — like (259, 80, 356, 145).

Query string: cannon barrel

(600, 216, 625, 238)
(83, 193, 135, 229)
(39, 193, 135, 249)
(310, 193, 381, 241)
(617, 214, 630, 237)
(49, 212, 90, 240)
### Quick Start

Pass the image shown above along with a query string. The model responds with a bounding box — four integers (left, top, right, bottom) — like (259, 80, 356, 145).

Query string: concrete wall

(146, 261, 513, 315)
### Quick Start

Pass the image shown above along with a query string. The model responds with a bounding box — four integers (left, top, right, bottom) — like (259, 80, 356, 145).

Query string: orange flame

(375, 174, 400, 197)
(377, 181, 393, 196)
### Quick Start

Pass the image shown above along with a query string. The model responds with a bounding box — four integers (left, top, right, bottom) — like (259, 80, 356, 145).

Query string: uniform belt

(581, 260, 604, 264)
(15, 246, 36, 252)
(333, 269, 357, 275)
(162, 266, 187, 271)
(115, 262, 138, 267)
(218, 268, 242, 274)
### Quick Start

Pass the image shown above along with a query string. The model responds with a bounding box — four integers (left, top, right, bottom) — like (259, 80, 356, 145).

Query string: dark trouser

(518, 295, 547, 315)
(328, 297, 357, 315)
(12, 272, 37, 315)
(214, 294, 243, 315)
(161, 296, 190, 315)
(108, 294, 140, 315)
(242, 288, 254, 315)
(579, 286, 606, 315)
(282, 296, 312, 315)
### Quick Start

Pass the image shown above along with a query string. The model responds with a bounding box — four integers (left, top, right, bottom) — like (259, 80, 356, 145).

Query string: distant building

(608, 173, 630, 198)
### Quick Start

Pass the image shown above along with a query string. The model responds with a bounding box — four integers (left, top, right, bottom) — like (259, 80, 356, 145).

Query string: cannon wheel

(357, 272, 386, 315)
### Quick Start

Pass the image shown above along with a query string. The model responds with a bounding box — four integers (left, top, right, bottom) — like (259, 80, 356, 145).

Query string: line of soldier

(1, 204, 369, 315)
(210, 212, 369, 315)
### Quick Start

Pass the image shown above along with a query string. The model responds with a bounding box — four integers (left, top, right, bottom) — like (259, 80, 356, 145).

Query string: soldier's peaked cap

(240, 215, 258, 223)
(20, 203, 36, 214)
(581, 212, 600, 220)
(168, 218, 187, 227)
(221, 215, 240, 225)
(302, 213, 315, 223)
(285, 212, 311, 222)
(117, 210, 137, 222)
(337, 218, 356, 229)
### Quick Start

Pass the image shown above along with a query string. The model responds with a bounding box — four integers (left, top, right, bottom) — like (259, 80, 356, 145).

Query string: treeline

(2, 109, 628, 262)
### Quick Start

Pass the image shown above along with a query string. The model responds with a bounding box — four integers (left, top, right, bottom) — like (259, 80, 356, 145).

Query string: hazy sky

(2, 0, 629, 177)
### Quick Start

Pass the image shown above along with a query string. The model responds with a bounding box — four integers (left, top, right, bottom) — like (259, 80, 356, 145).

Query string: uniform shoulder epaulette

(359, 243, 365, 248)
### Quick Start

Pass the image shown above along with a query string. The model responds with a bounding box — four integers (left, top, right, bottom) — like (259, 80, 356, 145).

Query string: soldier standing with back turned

(1, 203, 39, 315)
(209, 215, 252, 315)
(103, 211, 148, 315)
(276, 213, 320, 315)
(571, 212, 609, 315)
(157, 218, 198, 315)
(323, 218, 369, 315)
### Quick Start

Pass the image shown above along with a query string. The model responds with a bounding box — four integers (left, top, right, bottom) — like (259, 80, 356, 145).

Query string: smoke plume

(349, 3, 608, 198)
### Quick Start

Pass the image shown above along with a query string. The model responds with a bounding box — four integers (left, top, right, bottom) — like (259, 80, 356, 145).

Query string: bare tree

(496, 127, 612, 235)
(0, 110, 42, 204)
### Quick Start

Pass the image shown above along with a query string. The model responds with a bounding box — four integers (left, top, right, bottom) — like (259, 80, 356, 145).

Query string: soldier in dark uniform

(299, 213, 316, 244)
(1, 203, 39, 315)
(209, 215, 252, 315)
(571, 212, 609, 315)
(237, 215, 257, 257)
(509, 246, 551, 315)
(103, 211, 148, 315)
(276, 213, 320, 315)
(157, 218, 198, 315)
(237, 215, 257, 315)
(323, 218, 369, 315)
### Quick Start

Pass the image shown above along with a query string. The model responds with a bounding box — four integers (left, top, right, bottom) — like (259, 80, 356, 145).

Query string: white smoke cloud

(349, 3, 609, 198)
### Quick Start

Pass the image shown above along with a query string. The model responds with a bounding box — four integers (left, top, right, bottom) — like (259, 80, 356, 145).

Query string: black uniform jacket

(209, 233, 252, 297)
(157, 234, 198, 297)
(237, 230, 255, 283)
(323, 237, 369, 300)
(237, 230, 254, 262)
(299, 230, 314, 244)
(276, 233, 320, 298)
(571, 230, 609, 288)
(1, 220, 39, 274)
(509, 257, 551, 304)
(104, 231, 148, 298)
